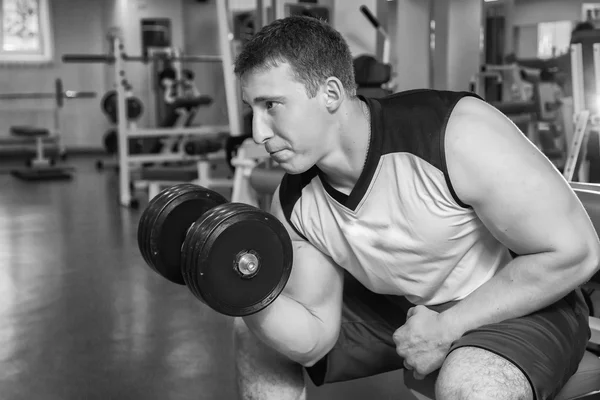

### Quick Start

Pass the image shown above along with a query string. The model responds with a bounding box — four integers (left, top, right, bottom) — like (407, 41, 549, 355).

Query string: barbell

(0, 78, 97, 107)
(62, 53, 223, 64)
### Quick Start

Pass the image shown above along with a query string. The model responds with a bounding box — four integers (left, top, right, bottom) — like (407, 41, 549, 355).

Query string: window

(537, 20, 573, 59)
(0, 0, 53, 63)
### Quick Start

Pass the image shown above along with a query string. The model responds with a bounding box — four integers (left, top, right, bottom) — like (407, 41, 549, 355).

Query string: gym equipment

(0, 78, 96, 104)
(0, 78, 96, 163)
(563, 37, 600, 182)
(100, 90, 144, 123)
(0, 78, 97, 181)
(102, 129, 144, 155)
(137, 183, 293, 316)
(9, 126, 72, 181)
(160, 95, 213, 128)
(355, 5, 394, 98)
(183, 135, 224, 155)
(63, 3, 243, 208)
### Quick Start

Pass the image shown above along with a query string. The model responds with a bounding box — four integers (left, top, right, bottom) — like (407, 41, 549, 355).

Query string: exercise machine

(354, 5, 394, 98)
(62, 1, 243, 208)
(0, 78, 96, 181)
(563, 31, 600, 183)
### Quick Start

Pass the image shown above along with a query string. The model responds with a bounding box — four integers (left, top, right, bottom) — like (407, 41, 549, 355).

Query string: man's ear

(323, 77, 344, 111)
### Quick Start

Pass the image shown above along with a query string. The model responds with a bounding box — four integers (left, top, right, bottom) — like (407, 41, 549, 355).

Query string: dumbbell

(137, 183, 293, 317)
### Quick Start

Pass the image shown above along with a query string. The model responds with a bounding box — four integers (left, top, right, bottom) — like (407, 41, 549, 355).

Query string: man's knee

(435, 347, 533, 400)
(233, 317, 298, 365)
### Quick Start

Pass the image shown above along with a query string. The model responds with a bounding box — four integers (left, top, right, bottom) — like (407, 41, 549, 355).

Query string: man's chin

(273, 160, 308, 175)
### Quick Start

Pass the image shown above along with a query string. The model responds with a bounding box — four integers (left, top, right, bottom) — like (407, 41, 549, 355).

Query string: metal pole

(595, 43, 600, 114)
(217, 0, 243, 137)
(256, 0, 264, 29)
(115, 35, 131, 207)
(571, 43, 585, 116)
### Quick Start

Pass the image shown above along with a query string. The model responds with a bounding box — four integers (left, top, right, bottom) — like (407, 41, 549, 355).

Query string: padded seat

(404, 350, 600, 400)
(10, 125, 50, 137)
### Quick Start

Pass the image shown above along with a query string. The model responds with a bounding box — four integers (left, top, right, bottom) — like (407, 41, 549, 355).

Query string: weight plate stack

(181, 202, 293, 316)
(137, 184, 228, 285)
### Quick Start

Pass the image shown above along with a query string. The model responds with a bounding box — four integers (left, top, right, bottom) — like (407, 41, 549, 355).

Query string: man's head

(234, 16, 356, 98)
(234, 16, 357, 174)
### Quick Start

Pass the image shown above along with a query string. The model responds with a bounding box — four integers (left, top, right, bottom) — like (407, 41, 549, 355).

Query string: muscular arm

(439, 96, 600, 337)
(242, 186, 344, 366)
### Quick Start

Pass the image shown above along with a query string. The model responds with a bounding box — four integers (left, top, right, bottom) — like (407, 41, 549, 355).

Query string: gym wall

(511, 0, 600, 58)
(0, 0, 109, 150)
(514, 0, 600, 26)
(1, 0, 586, 152)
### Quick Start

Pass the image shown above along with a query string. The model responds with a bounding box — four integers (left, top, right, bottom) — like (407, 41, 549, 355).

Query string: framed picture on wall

(0, 0, 54, 63)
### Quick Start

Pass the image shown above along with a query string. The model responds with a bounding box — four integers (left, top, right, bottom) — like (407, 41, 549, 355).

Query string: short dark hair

(234, 16, 356, 98)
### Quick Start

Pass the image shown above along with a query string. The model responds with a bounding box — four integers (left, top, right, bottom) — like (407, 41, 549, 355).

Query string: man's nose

(252, 114, 273, 144)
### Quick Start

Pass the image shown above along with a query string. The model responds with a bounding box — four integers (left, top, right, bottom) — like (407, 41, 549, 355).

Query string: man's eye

(266, 101, 274, 110)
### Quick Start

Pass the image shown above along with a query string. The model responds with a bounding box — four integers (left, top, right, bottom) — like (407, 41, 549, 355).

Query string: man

(232, 16, 600, 400)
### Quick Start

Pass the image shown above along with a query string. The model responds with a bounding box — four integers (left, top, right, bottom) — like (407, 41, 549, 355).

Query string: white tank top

(279, 90, 513, 305)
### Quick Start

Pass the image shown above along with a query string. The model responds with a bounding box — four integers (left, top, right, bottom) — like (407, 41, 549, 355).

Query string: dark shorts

(305, 272, 591, 400)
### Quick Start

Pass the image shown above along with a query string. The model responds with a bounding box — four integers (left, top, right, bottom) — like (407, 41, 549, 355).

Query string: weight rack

(63, 0, 243, 208)
(563, 41, 600, 182)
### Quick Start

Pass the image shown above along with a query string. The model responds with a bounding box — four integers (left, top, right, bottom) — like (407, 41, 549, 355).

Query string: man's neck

(316, 97, 371, 195)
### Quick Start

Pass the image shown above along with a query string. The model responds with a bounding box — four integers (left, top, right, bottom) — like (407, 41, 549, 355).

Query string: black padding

(10, 126, 50, 137)
(490, 101, 538, 115)
(356, 87, 392, 99)
(172, 95, 213, 109)
(139, 166, 198, 182)
(10, 168, 72, 181)
(353, 55, 391, 86)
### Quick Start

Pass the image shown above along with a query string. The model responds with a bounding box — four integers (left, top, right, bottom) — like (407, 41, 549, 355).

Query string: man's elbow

(567, 239, 600, 284)
(295, 329, 340, 368)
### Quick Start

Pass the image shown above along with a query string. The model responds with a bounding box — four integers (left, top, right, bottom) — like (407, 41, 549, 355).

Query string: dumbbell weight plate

(137, 184, 228, 285)
(138, 184, 202, 282)
(181, 203, 293, 317)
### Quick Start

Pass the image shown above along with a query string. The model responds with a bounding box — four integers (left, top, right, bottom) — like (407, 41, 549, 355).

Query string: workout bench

(9, 126, 72, 181)
(136, 151, 233, 201)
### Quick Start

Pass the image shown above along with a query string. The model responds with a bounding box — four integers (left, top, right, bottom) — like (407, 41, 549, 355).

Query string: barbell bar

(62, 54, 222, 64)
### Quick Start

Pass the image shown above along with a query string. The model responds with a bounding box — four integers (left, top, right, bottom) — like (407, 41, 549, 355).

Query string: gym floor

(0, 156, 413, 400)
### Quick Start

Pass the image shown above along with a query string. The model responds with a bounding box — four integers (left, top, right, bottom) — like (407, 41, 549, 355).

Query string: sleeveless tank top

(279, 89, 513, 305)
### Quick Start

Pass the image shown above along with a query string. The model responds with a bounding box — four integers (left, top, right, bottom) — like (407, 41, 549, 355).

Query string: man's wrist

(437, 308, 471, 342)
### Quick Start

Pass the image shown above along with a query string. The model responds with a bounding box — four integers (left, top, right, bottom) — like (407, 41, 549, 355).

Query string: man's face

(241, 62, 331, 174)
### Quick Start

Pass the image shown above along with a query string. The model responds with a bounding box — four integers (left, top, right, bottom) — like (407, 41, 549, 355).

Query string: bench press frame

(134, 150, 234, 201)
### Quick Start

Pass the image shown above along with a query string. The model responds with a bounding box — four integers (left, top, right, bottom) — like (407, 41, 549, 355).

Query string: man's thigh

(439, 289, 590, 400)
(305, 272, 591, 400)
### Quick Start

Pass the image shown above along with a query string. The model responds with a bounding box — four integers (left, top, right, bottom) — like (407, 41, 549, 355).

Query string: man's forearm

(439, 250, 596, 338)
